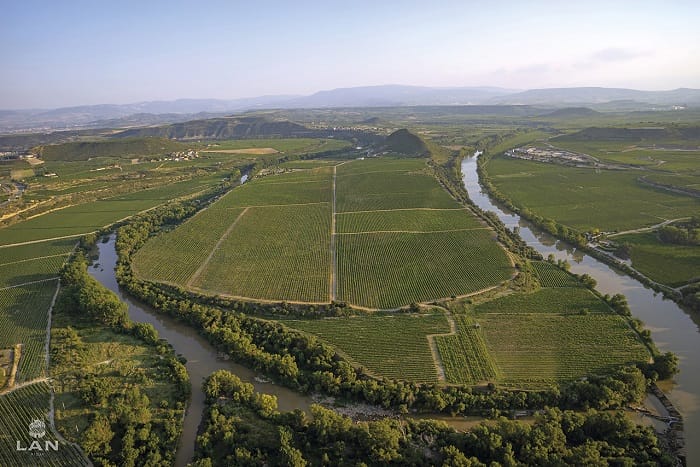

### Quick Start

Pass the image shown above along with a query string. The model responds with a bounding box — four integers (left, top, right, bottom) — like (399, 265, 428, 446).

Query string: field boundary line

(336, 228, 490, 235)
(227, 202, 329, 209)
(0, 377, 50, 396)
(0, 253, 72, 267)
(0, 277, 59, 291)
(0, 233, 93, 248)
(606, 217, 690, 238)
(188, 286, 330, 306)
(425, 308, 457, 382)
(330, 161, 350, 302)
(337, 207, 468, 214)
(186, 207, 250, 287)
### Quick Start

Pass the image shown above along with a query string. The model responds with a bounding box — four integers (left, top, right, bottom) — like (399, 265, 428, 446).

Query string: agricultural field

(486, 155, 699, 232)
(466, 282, 650, 388)
(531, 261, 584, 288)
(134, 157, 513, 308)
(0, 254, 67, 288)
(0, 382, 88, 466)
(435, 314, 500, 384)
(614, 232, 700, 287)
(0, 175, 221, 245)
(0, 282, 57, 383)
(477, 313, 649, 387)
(192, 204, 331, 302)
(336, 230, 511, 309)
(283, 311, 450, 382)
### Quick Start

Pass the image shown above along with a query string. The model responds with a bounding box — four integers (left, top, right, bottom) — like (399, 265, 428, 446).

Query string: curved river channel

(88, 237, 312, 467)
(462, 153, 700, 464)
(87, 154, 699, 465)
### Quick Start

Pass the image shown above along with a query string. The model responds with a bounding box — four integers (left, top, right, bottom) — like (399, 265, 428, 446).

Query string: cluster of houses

(505, 146, 594, 166)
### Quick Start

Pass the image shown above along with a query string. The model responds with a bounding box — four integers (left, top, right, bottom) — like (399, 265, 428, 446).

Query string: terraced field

(284, 312, 450, 382)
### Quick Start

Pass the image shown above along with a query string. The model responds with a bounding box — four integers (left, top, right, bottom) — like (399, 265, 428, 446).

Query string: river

(462, 153, 699, 465)
(88, 236, 312, 467)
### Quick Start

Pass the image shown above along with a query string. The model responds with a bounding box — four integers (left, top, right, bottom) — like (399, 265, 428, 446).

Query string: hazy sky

(1, 0, 699, 109)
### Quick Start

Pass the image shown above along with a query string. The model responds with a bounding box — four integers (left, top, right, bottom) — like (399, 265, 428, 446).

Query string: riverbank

(460, 153, 697, 465)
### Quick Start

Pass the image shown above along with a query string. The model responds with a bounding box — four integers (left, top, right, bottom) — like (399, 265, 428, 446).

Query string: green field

(0, 282, 57, 382)
(486, 155, 699, 232)
(283, 311, 450, 382)
(134, 157, 513, 308)
(0, 254, 68, 288)
(336, 230, 511, 309)
(464, 284, 650, 387)
(435, 314, 500, 384)
(531, 261, 584, 288)
(615, 232, 700, 286)
(0, 175, 221, 245)
(193, 204, 331, 302)
(0, 382, 88, 466)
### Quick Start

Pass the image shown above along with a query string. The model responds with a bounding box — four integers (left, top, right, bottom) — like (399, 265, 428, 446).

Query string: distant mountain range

(2, 85, 699, 133)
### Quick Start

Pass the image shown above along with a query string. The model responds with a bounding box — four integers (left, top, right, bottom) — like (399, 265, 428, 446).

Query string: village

(505, 145, 597, 167)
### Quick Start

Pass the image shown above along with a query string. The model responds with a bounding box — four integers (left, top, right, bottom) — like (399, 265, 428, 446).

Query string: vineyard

(435, 314, 501, 384)
(0, 176, 219, 245)
(133, 157, 512, 308)
(336, 230, 512, 309)
(473, 288, 610, 315)
(0, 282, 57, 382)
(133, 206, 246, 284)
(193, 204, 332, 302)
(0, 255, 67, 288)
(0, 382, 88, 466)
(336, 208, 483, 233)
(478, 313, 649, 387)
(283, 311, 450, 382)
(531, 261, 583, 288)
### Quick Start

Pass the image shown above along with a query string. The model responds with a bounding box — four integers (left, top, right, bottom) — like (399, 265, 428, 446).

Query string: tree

(82, 414, 114, 456)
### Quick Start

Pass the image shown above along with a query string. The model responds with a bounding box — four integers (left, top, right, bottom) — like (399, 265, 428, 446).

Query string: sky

(1, 0, 699, 109)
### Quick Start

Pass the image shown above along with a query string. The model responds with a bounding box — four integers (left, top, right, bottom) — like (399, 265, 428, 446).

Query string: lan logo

(16, 419, 59, 452)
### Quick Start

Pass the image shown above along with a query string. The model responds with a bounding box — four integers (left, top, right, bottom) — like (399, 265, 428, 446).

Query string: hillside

(554, 125, 700, 142)
(36, 137, 187, 161)
(383, 129, 429, 157)
(543, 107, 601, 118)
(112, 116, 310, 140)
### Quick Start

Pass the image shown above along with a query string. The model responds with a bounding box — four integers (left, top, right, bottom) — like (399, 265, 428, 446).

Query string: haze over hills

(1, 85, 699, 133)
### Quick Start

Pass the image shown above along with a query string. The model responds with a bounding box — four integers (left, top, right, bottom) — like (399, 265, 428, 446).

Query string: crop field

(193, 204, 332, 302)
(0, 238, 75, 263)
(0, 282, 56, 382)
(134, 157, 512, 308)
(336, 230, 512, 309)
(133, 206, 245, 284)
(435, 314, 500, 384)
(336, 208, 483, 233)
(551, 140, 700, 172)
(0, 175, 221, 245)
(283, 311, 450, 382)
(478, 313, 649, 387)
(486, 155, 700, 232)
(0, 382, 88, 466)
(0, 254, 67, 288)
(474, 287, 610, 315)
(615, 232, 700, 286)
(531, 261, 584, 288)
(203, 138, 349, 153)
(336, 170, 458, 212)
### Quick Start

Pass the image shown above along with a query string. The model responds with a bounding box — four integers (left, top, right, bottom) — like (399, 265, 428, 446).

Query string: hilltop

(383, 129, 429, 157)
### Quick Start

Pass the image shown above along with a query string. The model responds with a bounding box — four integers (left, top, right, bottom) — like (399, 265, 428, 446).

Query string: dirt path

(186, 207, 249, 287)
(0, 376, 49, 396)
(337, 207, 468, 214)
(330, 161, 350, 302)
(0, 233, 92, 248)
(335, 227, 490, 236)
(0, 253, 71, 267)
(426, 307, 457, 382)
(607, 217, 690, 238)
(0, 277, 59, 291)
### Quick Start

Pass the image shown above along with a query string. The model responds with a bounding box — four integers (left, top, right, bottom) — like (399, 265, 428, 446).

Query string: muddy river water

(462, 153, 699, 465)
